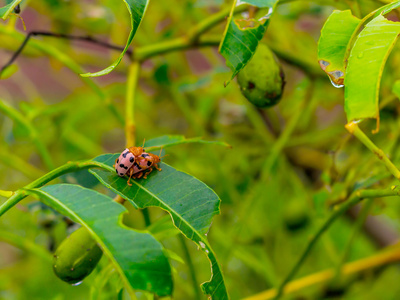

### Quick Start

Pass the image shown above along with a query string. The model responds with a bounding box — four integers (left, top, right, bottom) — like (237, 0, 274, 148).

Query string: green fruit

(237, 44, 285, 108)
(53, 227, 103, 284)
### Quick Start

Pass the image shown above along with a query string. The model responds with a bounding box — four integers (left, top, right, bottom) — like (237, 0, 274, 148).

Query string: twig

(0, 160, 112, 218)
(0, 99, 55, 170)
(346, 121, 400, 181)
(243, 245, 400, 300)
(178, 234, 202, 300)
(272, 186, 400, 299)
(125, 62, 140, 147)
(0, 31, 127, 75)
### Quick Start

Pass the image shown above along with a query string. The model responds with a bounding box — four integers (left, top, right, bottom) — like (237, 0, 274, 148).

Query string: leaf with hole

(317, 10, 361, 87)
(81, 0, 149, 77)
(219, 0, 279, 86)
(90, 154, 228, 299)
(344, 15, 400, 123)
(26, 184, 173, 296)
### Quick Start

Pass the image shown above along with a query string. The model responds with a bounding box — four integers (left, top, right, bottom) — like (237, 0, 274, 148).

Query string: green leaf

(27, 184, 173, 297)
(317, 10, 361, 87)
(80, 0, 149, 77)
(0, 0, 21, 20)
(373, 0, 400, 17)
(90, 154, 228, 300)
(219, 0, 279, 86)
(144, 135, 231, 151)
(344, 15, 400, 122)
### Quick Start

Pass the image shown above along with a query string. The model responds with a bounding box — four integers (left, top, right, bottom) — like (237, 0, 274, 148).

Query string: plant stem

(141, 208, 151, 227)
(244, 245, 400, 300)
(0, 26, 124, 125)
(262, 81, 314, 175)
(0, 99, 55, 170)
(135, 5, 247, 61)
(345, 121, 400, 180)
(188, 5, 247, 42)
(333, 198, 374, 281)
(0, 230, 52, 262)
(0, 160, 112, 218)
(273, 186, 400, 299)
(178, 234, 202, 300)
(125, 61, 140, 147)
(0, 148, 45, 179)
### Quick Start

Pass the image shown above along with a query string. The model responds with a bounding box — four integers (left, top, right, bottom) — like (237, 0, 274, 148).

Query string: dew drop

(329, 77, 344, 88)
(199, 241, 206, 248)
(71, 281, 83, 286)
(357, 52, 364, 59)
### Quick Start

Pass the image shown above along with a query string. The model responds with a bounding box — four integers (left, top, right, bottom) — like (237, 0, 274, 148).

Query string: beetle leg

(134, 171, 144, 179)
(143, 168, 153, 179)
(127, 168, 134, 186)
(154, 163, 162, 171)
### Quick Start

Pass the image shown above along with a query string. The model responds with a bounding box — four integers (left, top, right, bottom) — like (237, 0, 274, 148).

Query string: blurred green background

(2, 0, 400, 299)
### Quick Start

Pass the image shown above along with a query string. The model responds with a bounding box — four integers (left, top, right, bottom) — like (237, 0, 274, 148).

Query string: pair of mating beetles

(114, 145, 162, 186)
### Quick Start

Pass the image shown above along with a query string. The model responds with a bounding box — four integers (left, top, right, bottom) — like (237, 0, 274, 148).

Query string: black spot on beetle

(142, 153, 149, 158)
(130, 157, 134, 162)
(115, 169, 118, 174)
(120, 173, 124, 176)
(147, 161, 152, 166)
(117, 158, 119, 163)
(122, 152, 127, 158)
(134, 162, 142, 170)
(120, 163, 128, 169)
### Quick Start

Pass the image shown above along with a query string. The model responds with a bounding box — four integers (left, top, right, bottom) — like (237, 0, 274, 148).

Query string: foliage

(2, 1, 400, 300)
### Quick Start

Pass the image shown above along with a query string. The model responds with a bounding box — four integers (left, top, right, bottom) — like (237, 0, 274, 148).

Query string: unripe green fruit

(237, 44, 285, 108)
(53, 227, 103, 284)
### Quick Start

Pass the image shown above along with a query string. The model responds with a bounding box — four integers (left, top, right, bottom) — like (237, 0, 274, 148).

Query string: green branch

(333, 198, 374, 280)
(346, 121, 400, 180)
(273, 186, 400, 299)
(134, 5, 247, 61)
(0, 160, 112, 218)
(125, 61, 140, 147)
(0, 99, 55, 170)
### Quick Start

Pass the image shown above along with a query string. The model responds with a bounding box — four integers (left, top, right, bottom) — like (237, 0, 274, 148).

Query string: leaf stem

(273, 186, 400, 299)
(141, 208, 151, 227)
(262, 80, 314, 175)
(135, 5, 247, 61)
(178, 234, 202, 300)
(333, 198, 374, 281)
(125, 61, 140, 147)
(345, 121, 400, 180)
(244, 244, 400, 300)
(0, 230, 51, 262)
(0, 160, 112, 218)
(0, 99, 55, 170)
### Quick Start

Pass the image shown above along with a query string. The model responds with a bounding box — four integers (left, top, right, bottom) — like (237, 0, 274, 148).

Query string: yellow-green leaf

(317, 10, 361, 87)
(219, 0, 279, 86)
(27, 184, 173, 296)
(344, 15, 400, 122)
(81, 0, 149, 77)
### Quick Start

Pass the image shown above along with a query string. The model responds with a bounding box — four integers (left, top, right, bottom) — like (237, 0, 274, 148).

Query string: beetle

(129, 152, 162, 183)
(114, 142, 146, 177)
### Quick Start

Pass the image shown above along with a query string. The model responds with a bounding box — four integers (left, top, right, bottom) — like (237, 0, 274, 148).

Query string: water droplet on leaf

(329, 77, 344, 88)
(71, 281, 83, 286)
